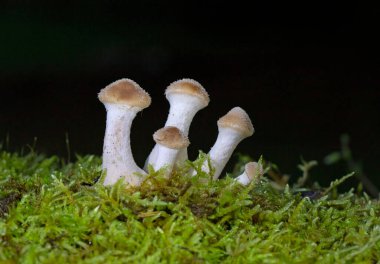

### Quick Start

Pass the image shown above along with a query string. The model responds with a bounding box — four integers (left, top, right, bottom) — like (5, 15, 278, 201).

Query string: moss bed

(0, 149, 379, 263)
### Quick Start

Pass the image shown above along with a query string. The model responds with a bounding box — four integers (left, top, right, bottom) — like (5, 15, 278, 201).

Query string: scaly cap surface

(217, 107, 254, 137)
(98, 78, 151, 109)
(153, 126, 190, 149)
(165, 78, 209, 107)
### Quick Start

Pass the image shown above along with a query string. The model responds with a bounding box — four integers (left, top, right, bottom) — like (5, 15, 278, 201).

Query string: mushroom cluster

(98, 78, 262, 187)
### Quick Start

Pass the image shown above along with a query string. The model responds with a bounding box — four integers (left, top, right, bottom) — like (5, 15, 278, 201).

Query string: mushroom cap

(98, 78, 151, 109)
(153, 126, 190, 149)
(245, 162, 263, 180)
(165, 78, 210, 108)
(217, 107, 254, 137)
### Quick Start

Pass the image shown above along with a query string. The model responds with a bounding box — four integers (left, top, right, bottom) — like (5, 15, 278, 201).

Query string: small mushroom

(98, 78, 151, 186)
(144, 78, 209, 170)
(151, 126, 190, 177)
(236, 162, 263, 185)
(196, 107, 254, 179)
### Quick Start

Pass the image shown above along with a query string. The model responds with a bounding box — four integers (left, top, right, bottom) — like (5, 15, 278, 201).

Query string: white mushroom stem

(203, 128, 246, 179)
(194, 107, 254, 180)
(153, 145, 178, 172)
(151, 126, 190, 178)
(236, 162, 263, 185)
(165, 94, 205, 134)
(144, 79, 209, 171)
(102, 105, 145, 186)
(99, 78, 151, 186)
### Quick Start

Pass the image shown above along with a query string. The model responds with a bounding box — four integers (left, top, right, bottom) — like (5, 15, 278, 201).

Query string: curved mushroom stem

(144, 79, 209, 171)
(236, 162, 263, 185)
(102, 104, 146, 186)
(193, 107, 254, 180)
(165, 95, 205, 134)
(201, 128, 246, 179)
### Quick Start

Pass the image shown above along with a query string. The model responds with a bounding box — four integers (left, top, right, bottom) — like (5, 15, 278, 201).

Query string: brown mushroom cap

(98, 78, 151, 109)
(153, 126, 190, 149)
(217, 107, 254, 137)
(245, 162, 263, 180)
(165, 78, 210, 107)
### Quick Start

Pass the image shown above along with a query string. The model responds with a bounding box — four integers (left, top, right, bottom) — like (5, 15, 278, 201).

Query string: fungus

(236, 162, 263, 185)
(98, 78, 151, 186)
(196, 107, 254, 179)
(151, 126, 190, 177)
(144, 78, 209, 170)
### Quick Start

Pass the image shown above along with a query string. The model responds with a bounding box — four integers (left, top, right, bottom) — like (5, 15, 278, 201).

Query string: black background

(0, 2, 379, 189)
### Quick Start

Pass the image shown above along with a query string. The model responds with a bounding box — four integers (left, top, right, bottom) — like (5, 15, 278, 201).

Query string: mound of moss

(0, 150, 379, 263)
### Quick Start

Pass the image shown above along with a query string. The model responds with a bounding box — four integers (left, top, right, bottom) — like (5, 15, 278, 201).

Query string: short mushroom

(195, 107, 254, 179)
(98, 78, 151, 186)
(151, 126, 190, 177)
(144, 78, 209, 170)
(236, 162, 263, 185)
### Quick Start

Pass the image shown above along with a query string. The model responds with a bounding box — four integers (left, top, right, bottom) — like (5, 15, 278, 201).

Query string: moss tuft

(0, 149, 379, 263)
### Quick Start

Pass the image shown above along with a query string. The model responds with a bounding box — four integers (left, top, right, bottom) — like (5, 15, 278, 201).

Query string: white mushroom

(236, 162, 263, 185)
(151, 126, 190, 177)
(98, 78, 151, 186)
(144, 78, 209, 170)
(195, 107, 254, 179)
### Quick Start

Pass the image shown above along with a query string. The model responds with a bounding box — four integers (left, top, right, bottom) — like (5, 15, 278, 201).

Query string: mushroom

(98, 78, 151, 186)
(151, 126, 190, 177)
(195, 107, 254, 179)
(236, 162, 263, 185)
(144, 78, 209, 170)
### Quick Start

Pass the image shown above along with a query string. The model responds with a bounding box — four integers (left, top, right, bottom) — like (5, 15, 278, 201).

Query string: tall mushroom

(151, 126, 190, 177)
(236, 162, 263, 185)
(144, 78, 209, 170)
(98, 78, 151, 186)
(196, 107, 254, 179)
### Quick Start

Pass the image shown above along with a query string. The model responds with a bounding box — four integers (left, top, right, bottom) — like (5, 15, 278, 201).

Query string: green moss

(0, 150, 379, 263)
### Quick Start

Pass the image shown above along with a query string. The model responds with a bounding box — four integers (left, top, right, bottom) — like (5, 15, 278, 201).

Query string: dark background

(0, 2, 379, 189)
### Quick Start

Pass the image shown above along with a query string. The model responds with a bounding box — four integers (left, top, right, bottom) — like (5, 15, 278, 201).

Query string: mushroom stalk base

(152, 145, 179, 178)
(198, 128, 244, 180)
(236, 173, 250, 185)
